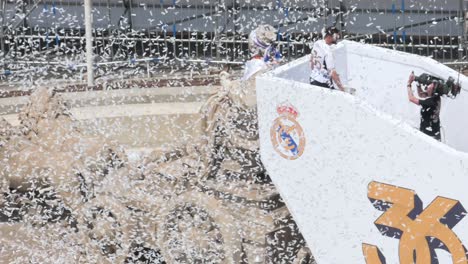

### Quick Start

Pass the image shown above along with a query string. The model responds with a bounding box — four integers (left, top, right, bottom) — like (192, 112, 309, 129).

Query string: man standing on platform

(309, 26, 345, 92)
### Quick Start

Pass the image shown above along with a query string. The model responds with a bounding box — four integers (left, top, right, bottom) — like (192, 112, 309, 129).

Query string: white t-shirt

(242, 59, 267, 81)
(310, 40, 335, 85)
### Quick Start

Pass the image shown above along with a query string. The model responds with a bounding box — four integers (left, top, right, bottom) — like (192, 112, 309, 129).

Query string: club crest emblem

(270, 103, 305, 160)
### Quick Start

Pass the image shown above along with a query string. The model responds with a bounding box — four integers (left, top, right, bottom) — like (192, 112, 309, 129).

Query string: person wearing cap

(230, 24, 281, 107)
(243, 24, 281, 81)
(406, 72, 442, 141)
(309, 26, 345, 91)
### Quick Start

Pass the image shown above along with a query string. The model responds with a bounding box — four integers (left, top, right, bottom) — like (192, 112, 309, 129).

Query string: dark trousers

(310, 79, 333, 89)
(420, 123, 441, 141)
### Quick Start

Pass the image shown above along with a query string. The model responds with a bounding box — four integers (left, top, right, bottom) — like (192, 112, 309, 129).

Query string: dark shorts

(420, 123, 441, 141)
(310, 79, 333, 89)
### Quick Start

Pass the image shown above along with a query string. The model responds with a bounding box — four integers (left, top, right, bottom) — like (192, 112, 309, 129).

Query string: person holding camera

(309, 26, 345, 91)
(406, 72, 442, 141)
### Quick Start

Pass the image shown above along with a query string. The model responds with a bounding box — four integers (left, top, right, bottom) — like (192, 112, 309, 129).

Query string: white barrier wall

(339, 41, 468, 153)
(274, 41, 468, 152)
(256, 75, 468, 263)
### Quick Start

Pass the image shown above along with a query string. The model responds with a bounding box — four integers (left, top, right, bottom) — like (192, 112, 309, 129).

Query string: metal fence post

(214, 0, 221, 60)
(463, 0, 468, 59)
(0, 0, 5, 59)
(84, 0, 94, 87)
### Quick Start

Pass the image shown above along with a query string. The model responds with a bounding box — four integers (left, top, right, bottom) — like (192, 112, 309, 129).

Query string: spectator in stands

(309, 26, 345, 91)
(406, 72, 442, 141)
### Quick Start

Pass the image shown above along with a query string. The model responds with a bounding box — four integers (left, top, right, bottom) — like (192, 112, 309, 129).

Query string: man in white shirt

(309, 27, 345, 91)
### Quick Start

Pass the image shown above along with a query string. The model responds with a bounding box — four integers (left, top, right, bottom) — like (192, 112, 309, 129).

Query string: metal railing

(0, 0, 466, 85)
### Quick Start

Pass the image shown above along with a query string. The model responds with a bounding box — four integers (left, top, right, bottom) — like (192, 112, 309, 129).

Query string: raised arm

(330, 69, 345, 91)
(407, 72, 420, 105)
(325, 52, 345, 91)
(310, 52, 314, 69)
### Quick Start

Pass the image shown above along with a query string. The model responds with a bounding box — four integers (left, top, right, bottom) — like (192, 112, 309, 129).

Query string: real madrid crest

(270, 103, 306, 160)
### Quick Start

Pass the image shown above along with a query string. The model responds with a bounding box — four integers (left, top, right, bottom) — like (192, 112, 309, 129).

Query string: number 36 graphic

(363, 181, 468, 264)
